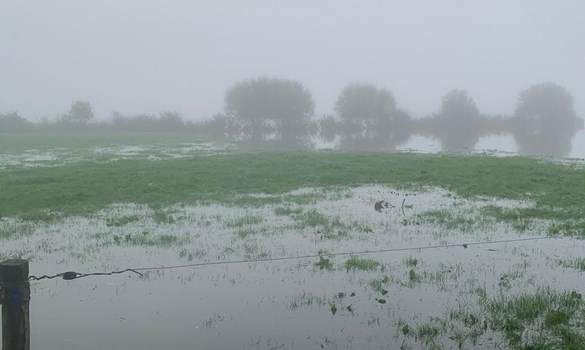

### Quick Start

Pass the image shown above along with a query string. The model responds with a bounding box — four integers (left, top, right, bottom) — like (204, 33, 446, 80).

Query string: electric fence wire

(27, 235, 559, 282)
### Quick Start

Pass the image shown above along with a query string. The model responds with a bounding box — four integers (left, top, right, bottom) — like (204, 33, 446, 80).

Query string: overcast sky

(1, 0, 583, 121)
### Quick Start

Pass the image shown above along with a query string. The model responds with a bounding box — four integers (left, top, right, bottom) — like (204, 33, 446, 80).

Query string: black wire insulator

(62, 272, 78, 280)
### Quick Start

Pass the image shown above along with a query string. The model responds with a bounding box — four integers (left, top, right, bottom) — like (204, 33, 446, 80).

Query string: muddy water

(2, 186, 584, 349)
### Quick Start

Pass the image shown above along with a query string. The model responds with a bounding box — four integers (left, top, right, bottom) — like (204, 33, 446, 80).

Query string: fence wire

(27, 235, 558, 282)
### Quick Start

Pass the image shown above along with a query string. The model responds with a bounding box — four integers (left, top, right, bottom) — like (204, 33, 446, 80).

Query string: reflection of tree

(334, 83, 410, 150)
(225, 76, 315, 148)
(434, 90, 481, 152)
(512, 82, 580, 157)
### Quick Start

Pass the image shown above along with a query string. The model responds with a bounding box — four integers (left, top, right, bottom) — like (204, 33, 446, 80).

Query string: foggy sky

(1, 0, 583, 121)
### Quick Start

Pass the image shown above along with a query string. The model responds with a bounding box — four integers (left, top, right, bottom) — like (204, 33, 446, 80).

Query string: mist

(1, 1, 583, 119)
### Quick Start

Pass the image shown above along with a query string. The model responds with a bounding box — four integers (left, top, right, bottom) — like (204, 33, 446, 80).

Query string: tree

(513, 82, 580, 157)
(63, 101, 94, 125)
(318, 115, 338, 142)
(158, 110, 185, 131)
(435, 89, 481, 151)
(335, 82, 409, 150)
(225, 76, 315, 146)
(0, 112, 34, 132)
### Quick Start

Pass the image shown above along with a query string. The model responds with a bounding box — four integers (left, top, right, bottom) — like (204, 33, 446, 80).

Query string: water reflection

(315, 82, 584, 158)
(315, 115, 583, 158)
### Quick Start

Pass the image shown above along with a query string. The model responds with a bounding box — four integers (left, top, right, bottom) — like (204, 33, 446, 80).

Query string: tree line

(1, 77, 582, 157)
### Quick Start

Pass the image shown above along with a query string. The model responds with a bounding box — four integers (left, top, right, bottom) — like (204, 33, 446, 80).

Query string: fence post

(0, 259, 30, 350)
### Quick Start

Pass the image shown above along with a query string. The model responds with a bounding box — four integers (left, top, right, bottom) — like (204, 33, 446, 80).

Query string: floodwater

(0, 142, 235, 171)
(2, 130, 585, 172)
(396, 130, 585, 159)
(2, 186, 584, 349)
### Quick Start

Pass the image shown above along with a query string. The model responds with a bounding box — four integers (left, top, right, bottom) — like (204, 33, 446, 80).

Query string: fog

(1, 0, 583, 119)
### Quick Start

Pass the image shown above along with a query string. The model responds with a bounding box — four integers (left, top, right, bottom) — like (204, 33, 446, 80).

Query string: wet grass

(2, 152, 584, 238)
(111, 232, 187, 247)
(404, 257, 419, 267)
(225, 214, 264, 228)
(559, 258, 585, 271)
(401, 286, 585, 350)
(0, 220, 37, 240)
(344, 256, 381, 271)
(0, 132, 216, 153)
(289, 292, 329, 311)
(406, 209, 485, 232)
(105, 214, 141, 227)
(486, 288, 584, 349)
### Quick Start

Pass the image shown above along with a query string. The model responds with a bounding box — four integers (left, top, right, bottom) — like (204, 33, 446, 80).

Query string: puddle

(2, 186, 583, 349)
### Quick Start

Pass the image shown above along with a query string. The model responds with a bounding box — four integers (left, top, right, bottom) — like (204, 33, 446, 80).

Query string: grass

(559, 258, 585, 271)
(344, 256, 381, 271)
(404, 257, 419, 267)
(111, 233, 186, 247)
(408, 209, 482, 232)
(401, 288, 585, 349)
(315, 256, 334, 270)
(486, 288, 584, 349)
(225, 214, 264, 228)
(0, 132, 216, 153)
(292, 209, 351, 239)
(369, 275, 390, 293)
(1, 151, 584, 229)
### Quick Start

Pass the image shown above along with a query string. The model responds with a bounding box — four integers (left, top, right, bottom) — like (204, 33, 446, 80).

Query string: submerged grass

(403, 288, 585, 350)
(559, 258, 585, 271)
(344, 256, 381, 271)
(486, 288, 585, 349)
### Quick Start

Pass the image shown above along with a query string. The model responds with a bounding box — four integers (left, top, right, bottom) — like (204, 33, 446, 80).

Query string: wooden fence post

(0, 259, 30, 350)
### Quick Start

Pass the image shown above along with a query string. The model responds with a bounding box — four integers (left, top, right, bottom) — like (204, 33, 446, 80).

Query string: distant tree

(513, 82, 580, 156)
(335, 82, 409, 150)
(62, 101, 94, 125)
(225, 76, 315, 146)
(158, 110, 185, 131)
(0, 112, 34, 132)
(200, 113, 240, 138)
(109, 111, 188, 132)
(335, 83, 395, 136)
(435, 89, 481, 151)
(318, 115, 338, 142)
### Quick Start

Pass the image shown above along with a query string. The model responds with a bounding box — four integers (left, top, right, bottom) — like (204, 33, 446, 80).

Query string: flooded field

(0, 139, 234, 171)
(1, 135, 584, 349)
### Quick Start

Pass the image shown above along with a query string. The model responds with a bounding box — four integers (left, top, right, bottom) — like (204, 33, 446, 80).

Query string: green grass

(2, 142, 585, 235)
(111, 233, 186, 247)
(410, 209, 480, 232)
(486, 288, 584, 349)
(404, 257, 419, 267)
(559, 258, 585, 271)
(225, 214, 264, 228)
(402, 288, 585, 349)
(315, 256, 334, 270)
(344, 256, 381, 271)
(0, 132, 215, 153)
